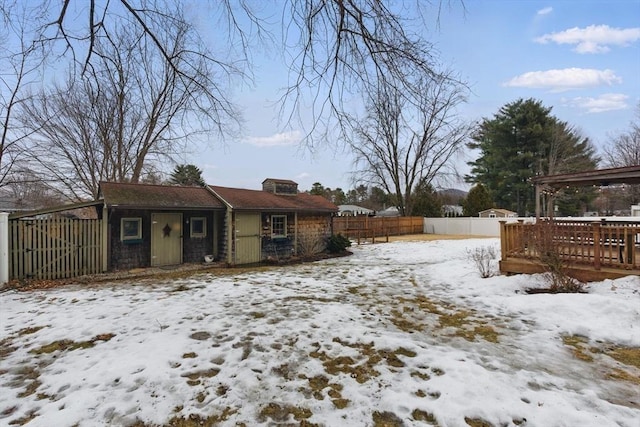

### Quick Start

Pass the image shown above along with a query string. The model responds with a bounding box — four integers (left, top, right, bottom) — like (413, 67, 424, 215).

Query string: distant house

(376, 206, 401, 217)
(478, 208, 517, 218)
(442, 205, 463, 217)
(337, 204, 374, 216)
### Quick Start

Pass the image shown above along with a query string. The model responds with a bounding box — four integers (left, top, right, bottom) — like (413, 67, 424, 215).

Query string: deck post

(0, 212, 8, 285)
(592, 222, 601, 270)
(499, 221, 507, 261)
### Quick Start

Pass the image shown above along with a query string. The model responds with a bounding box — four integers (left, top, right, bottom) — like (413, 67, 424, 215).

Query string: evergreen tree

(466, 98, 598, 216)
(169, 164, 206, 187)
(411, 179, 442, 217)
(309, 182, 325, 196)
(463, 184, 493, 217)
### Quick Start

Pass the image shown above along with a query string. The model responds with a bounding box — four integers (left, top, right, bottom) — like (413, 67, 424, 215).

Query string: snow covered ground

(1, 238, 638, 427)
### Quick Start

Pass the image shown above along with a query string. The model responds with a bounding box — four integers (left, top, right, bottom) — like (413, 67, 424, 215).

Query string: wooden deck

(499, 220, 640, 281)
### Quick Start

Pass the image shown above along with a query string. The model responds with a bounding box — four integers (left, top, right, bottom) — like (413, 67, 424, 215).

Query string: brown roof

(100, 182, 225, 209)
(209, 185, 338, 213)
(532, 165, 640, 188)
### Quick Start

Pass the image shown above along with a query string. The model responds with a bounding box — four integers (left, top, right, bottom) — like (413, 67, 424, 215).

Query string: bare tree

(281, 0, 448, 144)
(602, 103, 640, 206)
(0, 2, 47, 189)
(17, 0, 454, 142)
(20, 19, 238, 200)
(347, 74, 471, 216)
(603, 103, 640, 168)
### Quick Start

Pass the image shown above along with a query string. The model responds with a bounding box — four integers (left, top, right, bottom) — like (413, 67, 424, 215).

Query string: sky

(1, 238, 638, 426)
(184, 0, 640, 193)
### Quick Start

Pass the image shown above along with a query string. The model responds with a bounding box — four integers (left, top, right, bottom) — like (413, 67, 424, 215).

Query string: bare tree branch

(346, 73, 471, 216)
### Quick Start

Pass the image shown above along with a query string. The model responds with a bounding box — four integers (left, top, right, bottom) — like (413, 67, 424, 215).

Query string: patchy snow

(1, 238, 638, 427)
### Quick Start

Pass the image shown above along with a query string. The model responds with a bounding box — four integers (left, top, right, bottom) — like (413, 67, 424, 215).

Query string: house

(376, 206, 401, 217)
(478, 208, 517, 218)
(210, 178, 338, 265)
(101, 178, 338, 269)
(337, 204, 374, 216)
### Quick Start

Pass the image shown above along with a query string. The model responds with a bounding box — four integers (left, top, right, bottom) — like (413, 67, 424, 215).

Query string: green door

(235, 212, 261, 264)
(151, 213, 182, 266)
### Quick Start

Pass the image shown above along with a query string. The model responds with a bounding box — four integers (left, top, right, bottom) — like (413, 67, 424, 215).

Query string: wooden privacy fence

(9, 217, 104, 280)
(500, 220, 639, 271)
(333, 216, 424, 242)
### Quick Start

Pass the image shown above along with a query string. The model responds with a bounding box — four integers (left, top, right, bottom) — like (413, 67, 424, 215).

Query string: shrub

(467, 245, 498, 278)
(327, 233, 352, 253)
(533, 222, 586, 293)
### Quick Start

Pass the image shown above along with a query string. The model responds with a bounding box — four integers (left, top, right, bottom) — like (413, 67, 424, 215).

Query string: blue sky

(186, 0, 640, 192)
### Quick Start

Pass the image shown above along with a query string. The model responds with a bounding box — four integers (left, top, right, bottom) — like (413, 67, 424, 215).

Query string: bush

(327, 233, 352, 253)
(533, 222, 586, 293)
(467, 245, 498, 278)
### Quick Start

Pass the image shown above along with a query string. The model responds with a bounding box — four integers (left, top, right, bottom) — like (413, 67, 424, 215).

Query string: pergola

(532, 165, 640, 219)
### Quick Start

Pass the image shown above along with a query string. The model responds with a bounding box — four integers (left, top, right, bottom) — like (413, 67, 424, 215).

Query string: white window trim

(190, 217, 207, 238)
(121, 217, 142, 241)
(271, 214, 287, 238)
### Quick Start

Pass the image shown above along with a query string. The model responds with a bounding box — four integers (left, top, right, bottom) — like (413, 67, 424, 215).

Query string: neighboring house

(337, 204, 374, 216)
(478, 208, 517, 218)
(210, 178, 338, 265)
(442, 205, 463, 217)
(99, 182, 227, 270)
(376, 206, 401, 217)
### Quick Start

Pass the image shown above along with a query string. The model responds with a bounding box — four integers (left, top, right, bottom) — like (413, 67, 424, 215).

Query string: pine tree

(463, 184, 493, 217)
(466, 98, 598, 216)
(169, 164, 206, 187)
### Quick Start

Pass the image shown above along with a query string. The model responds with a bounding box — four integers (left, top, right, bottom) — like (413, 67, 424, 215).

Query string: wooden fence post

(0, 212, 8, 285)
(592, 222, 601, 270)
(499, 221, 507, 261)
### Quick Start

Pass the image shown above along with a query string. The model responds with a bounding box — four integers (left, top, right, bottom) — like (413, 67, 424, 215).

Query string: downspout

(294, 212, 298, 255)
(205, 186, 234, 265)
(102, 203, 109, 272)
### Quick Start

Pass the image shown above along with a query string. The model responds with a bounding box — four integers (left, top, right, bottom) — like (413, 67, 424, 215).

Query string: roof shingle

(100, 182, 225, 209)
(210, 185, 338, 212)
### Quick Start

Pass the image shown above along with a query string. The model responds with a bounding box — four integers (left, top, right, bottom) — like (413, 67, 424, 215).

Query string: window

(190, 217, 206, 238)
(121, 218, 142, 241)
(488, 213, 497, 218)
(271, 215, 287, 238)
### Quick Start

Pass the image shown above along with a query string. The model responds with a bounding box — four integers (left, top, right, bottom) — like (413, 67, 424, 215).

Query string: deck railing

(500, 220, 639, 271)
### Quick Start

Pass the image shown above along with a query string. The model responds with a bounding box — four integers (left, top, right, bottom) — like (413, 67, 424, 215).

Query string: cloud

(295, 172, 311, 180)
(563, 93, 629, 113)
(245, 130, 302, 147)
(535, 24, 640, 54)
(503, 68, 622, 92)
(536, 7, 553, 16)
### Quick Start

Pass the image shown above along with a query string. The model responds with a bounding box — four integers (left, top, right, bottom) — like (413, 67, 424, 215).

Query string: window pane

(191, 218, 206, 237)
(272, 216, 286, 237)
(122, 218, 141, 240)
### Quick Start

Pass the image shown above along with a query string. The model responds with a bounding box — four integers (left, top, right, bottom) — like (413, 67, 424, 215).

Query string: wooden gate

(9, 217, 103, 280)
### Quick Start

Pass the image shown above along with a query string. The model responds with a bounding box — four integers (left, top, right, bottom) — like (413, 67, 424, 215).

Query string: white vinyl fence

(423, 216, 640, 237)
(423, 217, 527, 237)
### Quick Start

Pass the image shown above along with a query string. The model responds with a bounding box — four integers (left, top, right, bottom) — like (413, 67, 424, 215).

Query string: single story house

(337, 204, 374, 216)
(478, 208, 517, 218)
